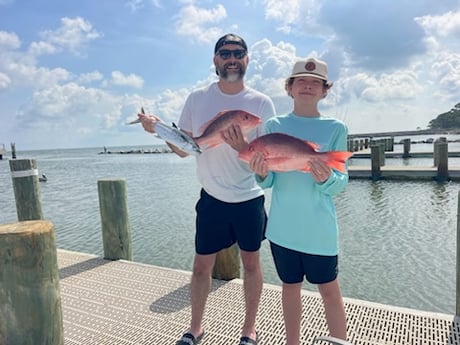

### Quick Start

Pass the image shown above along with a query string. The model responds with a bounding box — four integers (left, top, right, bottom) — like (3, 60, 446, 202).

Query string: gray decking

(58, 249, 460, 345)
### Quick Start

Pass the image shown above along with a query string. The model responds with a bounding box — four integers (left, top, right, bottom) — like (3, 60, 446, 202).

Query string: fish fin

(299, 166, 312, 173)
(304, 141, 321, 151)
(325, 151, 354, 173)
(198, 110, 229, 133)
(126, 118, 141, 125)
(194, 137, 221, 150)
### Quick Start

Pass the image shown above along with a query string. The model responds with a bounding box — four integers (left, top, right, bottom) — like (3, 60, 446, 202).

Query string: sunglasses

(216, 49, 247, 60)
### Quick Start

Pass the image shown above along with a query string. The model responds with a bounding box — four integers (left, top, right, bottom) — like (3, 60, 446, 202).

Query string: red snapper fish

(193, 110, 262, 149)
(238, 132, 353, 173)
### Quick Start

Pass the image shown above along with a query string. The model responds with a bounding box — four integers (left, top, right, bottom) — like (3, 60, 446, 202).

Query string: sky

(0, 0, 459, 150)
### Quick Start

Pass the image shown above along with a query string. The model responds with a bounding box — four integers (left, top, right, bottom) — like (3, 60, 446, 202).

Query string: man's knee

(240, 250, 261, 272)
(193, 254, 216, 276)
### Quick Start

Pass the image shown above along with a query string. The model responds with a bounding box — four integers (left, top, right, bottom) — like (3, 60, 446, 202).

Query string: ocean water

(0, 141, 458, 316)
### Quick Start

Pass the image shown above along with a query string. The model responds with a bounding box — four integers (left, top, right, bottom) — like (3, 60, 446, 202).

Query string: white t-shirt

(178, 82, 276, 203)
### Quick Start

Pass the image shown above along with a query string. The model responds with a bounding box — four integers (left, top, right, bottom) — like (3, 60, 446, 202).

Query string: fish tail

(325, 151, 353, 173)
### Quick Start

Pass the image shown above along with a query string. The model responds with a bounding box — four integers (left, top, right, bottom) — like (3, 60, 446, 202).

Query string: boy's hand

(249, 152, 268, 179)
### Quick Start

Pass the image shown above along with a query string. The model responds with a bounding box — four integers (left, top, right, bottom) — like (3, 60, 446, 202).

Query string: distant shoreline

(98, 147, 173, 155)
(348, 128, 458, 139)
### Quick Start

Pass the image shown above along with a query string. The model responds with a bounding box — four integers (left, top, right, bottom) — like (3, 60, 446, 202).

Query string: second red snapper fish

(193, 110, 262, 149)
(238, 132, 353, 173)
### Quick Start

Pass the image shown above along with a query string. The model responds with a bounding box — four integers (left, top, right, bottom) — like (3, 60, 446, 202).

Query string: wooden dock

(347, 150, 460, 180)
(348, 165, 460, 180)
(58, 249, 459, 345)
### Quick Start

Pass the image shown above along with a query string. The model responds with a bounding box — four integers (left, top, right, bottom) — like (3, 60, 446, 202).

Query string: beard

(216, 62, 246, 82)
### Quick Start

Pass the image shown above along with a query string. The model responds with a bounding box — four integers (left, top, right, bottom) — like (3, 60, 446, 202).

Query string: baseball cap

(214, 33, 248, 53)
(287, 57, 329, 81)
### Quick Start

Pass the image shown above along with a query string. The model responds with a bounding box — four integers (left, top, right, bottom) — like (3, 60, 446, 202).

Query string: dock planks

(58, 250, 459, 345)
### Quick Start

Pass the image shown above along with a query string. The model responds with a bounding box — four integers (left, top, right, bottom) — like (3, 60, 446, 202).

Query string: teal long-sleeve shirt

(257, 113, 349, 256)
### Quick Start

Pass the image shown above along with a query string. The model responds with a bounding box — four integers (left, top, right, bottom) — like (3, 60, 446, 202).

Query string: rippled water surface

(0, 143, 458, 315)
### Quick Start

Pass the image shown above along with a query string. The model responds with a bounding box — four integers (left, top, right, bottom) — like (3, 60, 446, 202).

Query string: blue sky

(1, 0, 459, 150)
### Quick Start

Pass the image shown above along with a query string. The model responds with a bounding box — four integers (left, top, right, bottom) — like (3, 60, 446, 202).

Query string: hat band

(292, 72, 326, 79)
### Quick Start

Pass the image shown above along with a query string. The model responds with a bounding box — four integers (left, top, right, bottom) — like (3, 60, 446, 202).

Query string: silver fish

(154, 121, 202, 156)
(127, 109, 201, 156)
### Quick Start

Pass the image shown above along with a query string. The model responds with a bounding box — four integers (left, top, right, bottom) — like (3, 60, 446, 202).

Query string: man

(139, 33, 276, 345)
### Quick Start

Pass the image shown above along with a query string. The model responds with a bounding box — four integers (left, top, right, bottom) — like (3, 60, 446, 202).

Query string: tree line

(428, 103, 460, 129)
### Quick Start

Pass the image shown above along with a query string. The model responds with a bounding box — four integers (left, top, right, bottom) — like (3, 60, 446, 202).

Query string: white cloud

(78, 71, 104, 84)
(174, 4, 227, 43)
(0, 31, 20, 49)
(7, 62, 71, 89)
(361, 72, 422, 102)
(415, 10, 460, 54)
(248, 39, 297, 99)
(28, 41, 58, 56)
(415, 10, 460, 37)
(126, 0, 144, 12)
(263, 0, 327, 36)
(431, 52, 460, 98)
(39, 17, 102, 54)
(0, 72, 11, 90)
(264, 0, 301, 33)
(145, 87, 192, 122)
(110, 71, 144, 89)
(18, 82, 121, 129)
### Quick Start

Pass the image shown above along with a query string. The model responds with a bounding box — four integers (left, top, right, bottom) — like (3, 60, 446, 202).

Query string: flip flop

(175, 332, 204, 345)
(239, 332, 259, 345)
(312, 335, 353, 345)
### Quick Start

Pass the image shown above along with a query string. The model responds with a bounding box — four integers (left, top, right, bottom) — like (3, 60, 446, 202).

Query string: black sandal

(239, 333, 259, 345)
(176, 332, 204, 345)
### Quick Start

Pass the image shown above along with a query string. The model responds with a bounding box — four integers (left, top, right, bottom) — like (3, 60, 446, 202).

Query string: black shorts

(270, 241, 338, 284)
(195, 189, 267, 255)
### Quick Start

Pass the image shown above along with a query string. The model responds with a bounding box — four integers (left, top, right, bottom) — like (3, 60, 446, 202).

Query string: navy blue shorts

(270, 241, 338, 284)
(195, 189, 267, 255)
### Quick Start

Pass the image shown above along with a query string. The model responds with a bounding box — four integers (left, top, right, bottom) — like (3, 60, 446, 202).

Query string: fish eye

(248, 146, 254, 152)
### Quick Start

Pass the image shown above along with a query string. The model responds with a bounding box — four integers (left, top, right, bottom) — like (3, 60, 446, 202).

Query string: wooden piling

(370, 145, 382, 180)
(364, 138, 369, 149)
(435, 141, 449, 182)
(434, 141, 439, 167)
(11, 142, 16, 159)
(387, 137, 394, 152)
(457, 190, 460, 316)
(0, 220, 64, 345)
(353, 140, 359, 152)
(379, 142, 385, 166)
(402, 139, 411, 158)
(9, 158, 43, 221)
(97, 179, 132, 260)
(212, 244, 241, 280)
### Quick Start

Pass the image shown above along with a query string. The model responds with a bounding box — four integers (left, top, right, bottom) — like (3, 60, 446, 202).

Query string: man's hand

(138, 113, 162, 133)
(221, 124, 247, 152)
